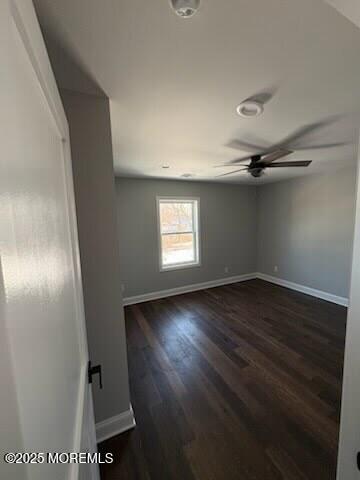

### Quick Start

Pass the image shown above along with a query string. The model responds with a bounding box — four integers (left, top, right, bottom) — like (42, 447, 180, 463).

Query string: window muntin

(157, 198, 200, 271)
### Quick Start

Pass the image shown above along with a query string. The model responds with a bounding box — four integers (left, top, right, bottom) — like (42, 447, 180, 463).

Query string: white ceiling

(34, 0, 360, 184)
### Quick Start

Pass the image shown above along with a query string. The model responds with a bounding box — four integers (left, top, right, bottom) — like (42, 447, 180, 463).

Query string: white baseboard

(96, 405, 136, 444)
(123, 273, 257, 306)
(123, 271, 349, 307)
(256, 272, 349, 307)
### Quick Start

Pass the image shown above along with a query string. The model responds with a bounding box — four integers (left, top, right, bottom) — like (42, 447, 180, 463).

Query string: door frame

(10, 1, 93, 479)
(336, 136, 360, 480)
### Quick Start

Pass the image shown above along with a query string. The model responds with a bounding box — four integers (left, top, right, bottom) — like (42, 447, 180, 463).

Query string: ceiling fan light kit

(236, 101, 264, 118)
(170, 0, 200, 18)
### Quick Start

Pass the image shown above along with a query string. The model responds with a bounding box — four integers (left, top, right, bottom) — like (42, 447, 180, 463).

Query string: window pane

(162, 233, 195, 266)
(159, 202, 193, 234)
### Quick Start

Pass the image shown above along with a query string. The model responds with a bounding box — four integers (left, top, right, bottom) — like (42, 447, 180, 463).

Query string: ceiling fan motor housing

(251, 169, 264, 178)
(248, 155, 265, 177)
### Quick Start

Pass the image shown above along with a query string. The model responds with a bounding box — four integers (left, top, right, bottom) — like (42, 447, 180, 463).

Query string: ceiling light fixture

(236, 101, 264, 118)
(170, 0, 200, 18)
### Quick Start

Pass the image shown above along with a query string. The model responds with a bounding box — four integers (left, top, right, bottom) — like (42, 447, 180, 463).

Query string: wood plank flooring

(99, 279, 347, 480)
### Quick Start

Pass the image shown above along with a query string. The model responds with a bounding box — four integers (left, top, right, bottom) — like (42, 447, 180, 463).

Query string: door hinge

(88, 361, 103, 389)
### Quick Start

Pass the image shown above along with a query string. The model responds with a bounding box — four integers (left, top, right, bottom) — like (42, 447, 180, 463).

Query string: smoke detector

(170, 0, 200, 18)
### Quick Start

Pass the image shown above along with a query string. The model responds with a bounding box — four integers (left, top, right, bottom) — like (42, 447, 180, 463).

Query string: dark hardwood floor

(99, 279, 347, 480)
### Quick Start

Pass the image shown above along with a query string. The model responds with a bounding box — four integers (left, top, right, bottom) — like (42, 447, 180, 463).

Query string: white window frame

(157, 196, 201, 272)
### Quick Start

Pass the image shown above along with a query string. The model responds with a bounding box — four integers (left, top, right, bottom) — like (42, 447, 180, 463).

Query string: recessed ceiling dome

(236, 101, 264, 118)
(170, 0, 200, 18)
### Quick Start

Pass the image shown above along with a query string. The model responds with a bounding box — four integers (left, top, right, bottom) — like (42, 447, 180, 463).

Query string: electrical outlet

(224, 266, 229, 274)
(274, 265, 278, 273)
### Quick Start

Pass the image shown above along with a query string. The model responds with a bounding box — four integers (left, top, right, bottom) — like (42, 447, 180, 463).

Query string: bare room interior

(2, 1, 360, 480)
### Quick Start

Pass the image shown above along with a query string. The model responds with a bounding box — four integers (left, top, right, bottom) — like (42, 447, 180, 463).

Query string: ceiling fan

(217, 149, 311, 178)
(216, 117, 348, 178)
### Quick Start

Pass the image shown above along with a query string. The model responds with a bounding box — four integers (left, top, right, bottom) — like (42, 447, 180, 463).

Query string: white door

(0, 1, 99, 480)
(337, 137, 360, 479)
(322, 6, 360, 480)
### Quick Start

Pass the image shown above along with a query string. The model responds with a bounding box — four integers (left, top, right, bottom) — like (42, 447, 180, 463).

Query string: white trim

(11, 0, 69, 140)
(256, 272, 349, 307)
(123, 272, 349, 307)
(160, 260, 201, 272)
(10, 4, 95, 480)
(96, 405, 136, 444)
(123, 273, 257, 305)
(69, 363, 88, 480)
(156, 196, 201, 272)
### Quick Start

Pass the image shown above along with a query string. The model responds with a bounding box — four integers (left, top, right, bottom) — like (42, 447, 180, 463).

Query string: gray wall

(62, 90, 130, 423)
(257, 167, 356, 298)
(116, 178, 257, 298)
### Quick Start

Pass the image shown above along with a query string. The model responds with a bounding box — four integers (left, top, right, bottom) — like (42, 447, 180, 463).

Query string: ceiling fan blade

(217, 154, 256, 167)
(226, 139, 268, 153)
(261, 149, 293, 165)
(214, 160, 251, 168)
(279, 117, 340, 147)
(295, 142, 348, 150)
(226, 155, 255, 165)
(267, 161, 312, 168)
(216, 168, 248, 177)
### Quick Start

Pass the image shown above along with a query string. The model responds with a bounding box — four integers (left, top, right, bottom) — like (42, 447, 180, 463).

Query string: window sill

(160, 262, 201, 273)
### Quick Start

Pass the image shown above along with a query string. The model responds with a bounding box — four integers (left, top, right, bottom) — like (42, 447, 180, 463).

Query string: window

(157, 197, 200, 271)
